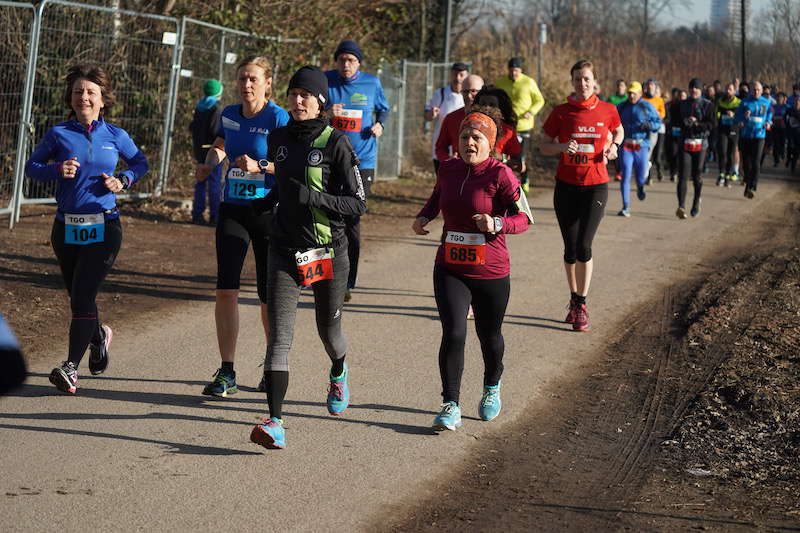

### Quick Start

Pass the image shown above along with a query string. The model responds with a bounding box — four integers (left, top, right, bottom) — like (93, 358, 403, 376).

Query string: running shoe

(614, 172, 622, 181)
(432, 401, 462, 431)
(344, 289, 352, 303)
(49, 361, 78, 394)
(691, 200, 701, 218)
(467, 305, 474, 319)
(202, 368, 237, 397)
(617, 208, 631, 217)
(565, 295, 578, 323)
(636, 185, 646, 201)
(670, 174, 677, 182)
(744, 187, 755, 199)
(716, 175, 725, 187)
(676, 207, 688, 220)
(573, 303, 589, 332)
(88, 324, 112, 375)
(250, 417, 285, 449)
(327, 363, 349, 415)
(478, 384, 502, 422)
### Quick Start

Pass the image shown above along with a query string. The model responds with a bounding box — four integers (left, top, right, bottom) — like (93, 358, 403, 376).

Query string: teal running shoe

(432, 401, 462, 431)
(327, 363, 349, 416)
(202, 368, 237, 397)
(250, 417, 285, 449)
(479, 384, 502, 421)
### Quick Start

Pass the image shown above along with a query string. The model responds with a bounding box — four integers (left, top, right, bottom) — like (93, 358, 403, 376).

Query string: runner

(436, 75, 484, 164)
(325, 40, 389, 301)
(642, 78, 666, 183)
(616, 81, 662, 216)
(249, 66, 366, 449)
(785, 95, 800, 173)
(735, 80, 773, 199)
(189, 79, 223, 225)
(474, 86, 523, 170)
(425, 62, 468, 173)
(715, 82, 742, 187)
(665, 87, 683, 182)
(24, 64, 148, 394)
(197, 56, 289, 397)
(412, 108, 531, 430)
(495, 57, 545, 193)
(767, 92, 788, 167)
(674, 78, 715, 219)
(539, 59, 623, 331)
(703, 83, 718, 171)
(606, 79, 628, 106)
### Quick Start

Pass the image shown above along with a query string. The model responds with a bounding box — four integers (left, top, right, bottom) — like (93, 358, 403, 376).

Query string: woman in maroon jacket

(412, 109, 531, 431)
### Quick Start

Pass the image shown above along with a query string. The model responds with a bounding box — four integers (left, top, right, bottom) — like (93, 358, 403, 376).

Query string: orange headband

(459, 112, 497, 149)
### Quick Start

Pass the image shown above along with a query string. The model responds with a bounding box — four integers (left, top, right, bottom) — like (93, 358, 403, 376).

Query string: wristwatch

(493, 216, 503, 233)
(118, 175, 130, 190)
(258, 159, 270, 173)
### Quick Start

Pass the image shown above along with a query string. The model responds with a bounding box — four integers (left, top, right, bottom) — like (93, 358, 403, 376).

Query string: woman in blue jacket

(25, 65, 148, 394)
(735, 81, 773, 198)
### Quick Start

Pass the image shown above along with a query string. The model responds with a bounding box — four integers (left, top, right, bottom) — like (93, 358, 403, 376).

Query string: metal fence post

(9, 0, 47, 228)
(398, 59, 407, 177)
(218, 33, 225, 81)
(156, 16, 185, 196)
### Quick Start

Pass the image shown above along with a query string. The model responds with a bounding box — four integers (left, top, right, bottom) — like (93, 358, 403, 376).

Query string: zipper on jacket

(459, 167, 471, 196)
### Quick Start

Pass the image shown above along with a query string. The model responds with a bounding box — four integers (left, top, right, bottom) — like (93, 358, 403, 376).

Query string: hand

(412, 217, 430, 235)
(641, 121, 651, 132)
(195, 164, 211, 181)
(523, 112, 533, 120)
(472, 213, 495, 233)
(564, 140, 579, 154)
(726, 110, 735, 117)
(102, 173, 124, 193)
(331, 103, 345, 117)
(743, 109, 751, 119)
(370, 122, 384, 138)
(235, 154, 260, 174)
(430, 107, 440, 119)
(60, 157, 80, 179)
(604, 143, 619, 161)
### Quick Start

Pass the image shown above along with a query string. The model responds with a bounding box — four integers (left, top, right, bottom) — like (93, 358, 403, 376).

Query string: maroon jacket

(417, 157, 529, 279)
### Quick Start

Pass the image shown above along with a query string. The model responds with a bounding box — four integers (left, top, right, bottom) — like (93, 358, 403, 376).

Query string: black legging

(433, 265, 509, 404)
(678, 147, 705, 209)
(650, 132, 664, 178)
(717, 132, 738, 175)
(51, 217, 122, 366)
(739, 138, 765, 191)
(344, 169, 373, 289)
(215, 202, 270, 303)
(666, 134, 681, 178)
(553, 180, 607, 264)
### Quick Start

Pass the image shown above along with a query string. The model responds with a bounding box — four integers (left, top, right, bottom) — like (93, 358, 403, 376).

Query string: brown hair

(64, 65, 115, 118)
(236, 56, 273, 100)
(570, 59, 595, 78)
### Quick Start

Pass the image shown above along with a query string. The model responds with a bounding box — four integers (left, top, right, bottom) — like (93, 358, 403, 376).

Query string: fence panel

(19, 0, 178, 206)
(0, 1, 35, 217)
(376, 61, 404, 179)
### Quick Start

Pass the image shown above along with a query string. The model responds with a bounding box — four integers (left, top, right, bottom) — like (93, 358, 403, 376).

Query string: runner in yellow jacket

(496, 57, 545, 192)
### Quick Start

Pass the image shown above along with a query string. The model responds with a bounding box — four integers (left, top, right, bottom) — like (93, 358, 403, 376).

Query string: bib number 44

(295, 247, 334, 286)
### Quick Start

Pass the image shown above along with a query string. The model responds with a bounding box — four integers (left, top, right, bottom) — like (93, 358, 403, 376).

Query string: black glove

(285, 178, 313, 206)
(640, 121, 651, 132)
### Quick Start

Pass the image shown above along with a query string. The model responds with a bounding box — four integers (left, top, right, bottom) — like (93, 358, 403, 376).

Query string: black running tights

(678, 148, 705, 209)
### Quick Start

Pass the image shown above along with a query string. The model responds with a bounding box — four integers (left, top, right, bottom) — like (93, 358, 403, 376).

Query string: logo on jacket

(308, 149, 323, 166)
(276, 146, 288, 162)
(351, 93, 368, 105)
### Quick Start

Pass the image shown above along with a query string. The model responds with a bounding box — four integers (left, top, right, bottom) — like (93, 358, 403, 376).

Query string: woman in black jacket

(250, 66, 366, 450)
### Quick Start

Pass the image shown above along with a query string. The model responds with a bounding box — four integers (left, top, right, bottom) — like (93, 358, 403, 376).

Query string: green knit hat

(203, 79, 223, 97)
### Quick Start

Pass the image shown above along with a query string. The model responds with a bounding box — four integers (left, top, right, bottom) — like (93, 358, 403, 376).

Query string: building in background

(710, 0, 751, 40)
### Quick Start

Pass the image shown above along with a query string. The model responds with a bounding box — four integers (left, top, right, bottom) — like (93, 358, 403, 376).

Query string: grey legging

(264, 243, 349, 372)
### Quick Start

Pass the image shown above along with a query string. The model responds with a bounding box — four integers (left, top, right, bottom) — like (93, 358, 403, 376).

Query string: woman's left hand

(472, 213, 495, 233)
(604, 142, 619, 161)
(235, 154, 261, 174)
(103, 173, 124, 193)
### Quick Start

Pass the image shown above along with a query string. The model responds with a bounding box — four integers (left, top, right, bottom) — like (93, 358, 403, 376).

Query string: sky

(663, 0, 771, 28)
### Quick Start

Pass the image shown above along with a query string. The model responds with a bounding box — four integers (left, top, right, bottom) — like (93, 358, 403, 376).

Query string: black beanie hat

(508, 57, 524, 69)
(689, 77, 703, 90)
(334, 40, 363, 62)
(287, 66, 329, 107)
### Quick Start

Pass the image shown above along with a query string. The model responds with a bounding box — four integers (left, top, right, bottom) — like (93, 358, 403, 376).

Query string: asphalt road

(0, 168, 793, 532)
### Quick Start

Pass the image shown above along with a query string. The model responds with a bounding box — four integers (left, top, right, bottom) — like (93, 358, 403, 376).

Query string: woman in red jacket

(539, 59, 624, 332)
(412, 109, 531, 431)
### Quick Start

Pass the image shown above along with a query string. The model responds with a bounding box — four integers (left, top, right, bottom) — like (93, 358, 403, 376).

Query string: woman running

(24, 65, 148, 394)
(413, 107, 531, 431)
(674, 78, 715, 218)
(198, 56, 289, 397)
(735, 80, 772, 199)
(539, 60, 623, 332)
(716, 83, 741, 187)
(249, 66, 366, 449)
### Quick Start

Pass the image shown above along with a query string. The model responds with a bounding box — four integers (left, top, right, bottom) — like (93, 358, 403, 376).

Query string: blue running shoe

(432, 401, 462, 431)
(327, 363, 349, 415)
(250, 417, 285, 449)
(479, 384, 502, 421)
(202, 368, 237, 397)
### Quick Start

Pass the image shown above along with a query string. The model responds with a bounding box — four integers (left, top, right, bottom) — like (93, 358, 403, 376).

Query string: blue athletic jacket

(0, 315, 20, 350)
(324, 70, 389, 170)
(617, 99, 662, 143)
(25, 118, 148, 220)
(735, 96, 773, 139)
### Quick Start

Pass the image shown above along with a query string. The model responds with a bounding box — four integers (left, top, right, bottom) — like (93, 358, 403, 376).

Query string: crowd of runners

(7, 39, 796, 448)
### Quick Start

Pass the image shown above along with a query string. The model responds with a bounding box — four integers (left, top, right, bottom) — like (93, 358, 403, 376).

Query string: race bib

(748, 116, 763, 129)
(774, 116, 784, 125)
(562, 144, 596, 167)
(444, 231, 486, 265)
(64, 213, 104, 245)
(720, 116, 734, 126)
(683, 138, 703, 152)
(226, 167, 266, 200)
(671, 127, 682, 137)
(623, 139, 641, 152)
(332, 109, 363, 132)
(295, 247, 334, 286)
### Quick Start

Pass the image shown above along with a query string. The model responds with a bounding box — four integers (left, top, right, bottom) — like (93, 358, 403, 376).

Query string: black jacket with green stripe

(264, 120, 366, 251)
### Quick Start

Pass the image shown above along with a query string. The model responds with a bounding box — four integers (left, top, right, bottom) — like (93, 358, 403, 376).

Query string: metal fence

(1, 0, 464, 228)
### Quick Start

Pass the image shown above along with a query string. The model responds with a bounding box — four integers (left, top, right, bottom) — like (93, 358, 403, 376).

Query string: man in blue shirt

(325, 40, 389, 299)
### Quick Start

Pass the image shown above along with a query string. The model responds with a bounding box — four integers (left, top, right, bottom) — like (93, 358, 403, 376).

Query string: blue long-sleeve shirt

(324, 70, 389, 169)
(617, 99, 662, 143)
(25, 118, 148, 220)
(735, 96, 773, 139)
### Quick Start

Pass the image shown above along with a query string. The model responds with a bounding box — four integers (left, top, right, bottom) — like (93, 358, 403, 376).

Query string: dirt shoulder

(376, 187, 800, 532)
